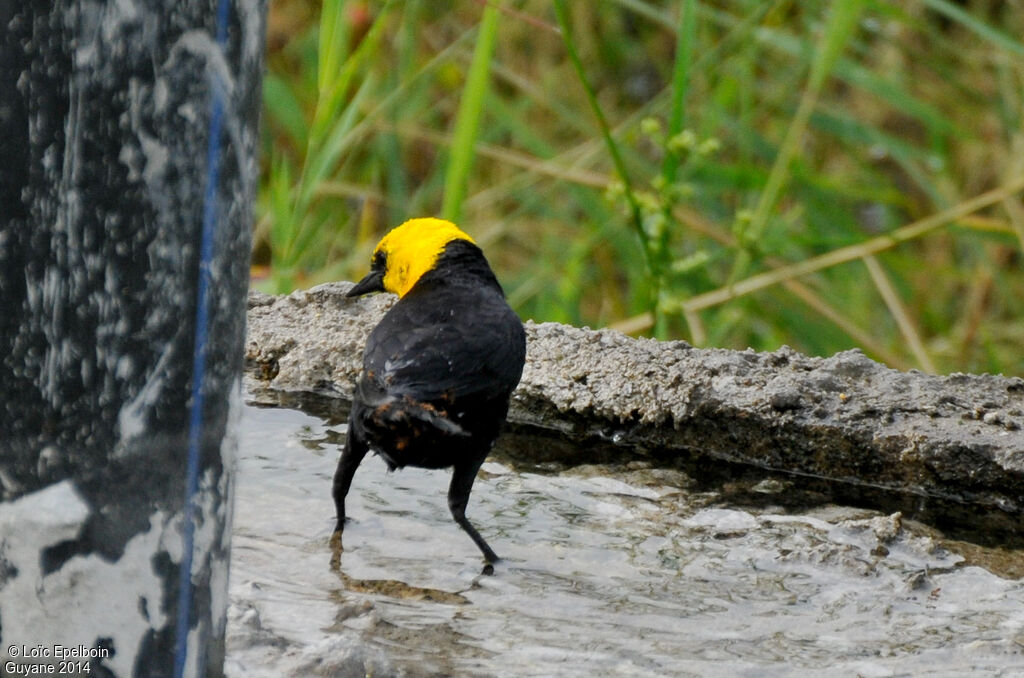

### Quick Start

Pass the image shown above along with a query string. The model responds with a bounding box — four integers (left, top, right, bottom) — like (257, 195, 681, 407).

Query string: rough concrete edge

(244, 283, 1024, 516)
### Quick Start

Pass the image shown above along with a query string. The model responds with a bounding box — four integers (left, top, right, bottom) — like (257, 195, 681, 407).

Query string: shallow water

(226, 403, 1024, 677)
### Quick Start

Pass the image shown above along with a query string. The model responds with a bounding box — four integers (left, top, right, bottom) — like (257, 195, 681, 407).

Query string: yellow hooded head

(348, 218, 476, 298)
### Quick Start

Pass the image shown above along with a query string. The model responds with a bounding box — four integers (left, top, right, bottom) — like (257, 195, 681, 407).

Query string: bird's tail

(370, 395, 470, 438)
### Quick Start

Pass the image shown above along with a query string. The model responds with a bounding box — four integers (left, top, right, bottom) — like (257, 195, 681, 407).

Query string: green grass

(256, 0, 1024, 376)
(441, 0, 500, 223)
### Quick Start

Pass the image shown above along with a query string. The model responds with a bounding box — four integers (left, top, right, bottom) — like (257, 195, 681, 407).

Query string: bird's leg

(331, 427, 368, 566)
(448, 457, 499, 568)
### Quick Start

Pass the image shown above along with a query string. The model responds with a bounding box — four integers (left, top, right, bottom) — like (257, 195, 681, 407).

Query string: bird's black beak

(347, 268, 385, 297)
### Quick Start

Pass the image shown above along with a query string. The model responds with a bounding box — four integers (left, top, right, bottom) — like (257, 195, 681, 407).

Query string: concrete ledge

(245, 283, 1024, 520)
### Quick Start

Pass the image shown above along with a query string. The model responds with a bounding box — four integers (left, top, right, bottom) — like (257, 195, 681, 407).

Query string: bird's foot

(480, 554, 499, 576)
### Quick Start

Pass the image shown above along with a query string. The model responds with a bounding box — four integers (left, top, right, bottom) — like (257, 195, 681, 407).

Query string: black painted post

(0, 1, 265, 676)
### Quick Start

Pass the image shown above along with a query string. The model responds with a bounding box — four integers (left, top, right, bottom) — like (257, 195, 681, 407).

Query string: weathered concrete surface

(245, 283, 1024, 519)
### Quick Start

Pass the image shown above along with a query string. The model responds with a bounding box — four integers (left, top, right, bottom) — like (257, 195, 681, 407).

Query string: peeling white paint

(0, 480, 89, 547)
(211, 380, 243, 639)
(171, 30, 236, 101)
(0, 479, 229, 678)
(239, 0, 266, 65)
(0, 482, 159, 677)
(114, 343, 173, 454)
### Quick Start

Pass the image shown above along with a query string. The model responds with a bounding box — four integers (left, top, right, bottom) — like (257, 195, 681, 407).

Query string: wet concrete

(245, 283, 1024, 533)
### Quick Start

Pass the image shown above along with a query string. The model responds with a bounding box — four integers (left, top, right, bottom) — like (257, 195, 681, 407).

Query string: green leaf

(441, 2, 500, 223)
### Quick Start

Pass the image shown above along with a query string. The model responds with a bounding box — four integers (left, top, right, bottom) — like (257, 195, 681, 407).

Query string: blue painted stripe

(175, 1, 231, 675)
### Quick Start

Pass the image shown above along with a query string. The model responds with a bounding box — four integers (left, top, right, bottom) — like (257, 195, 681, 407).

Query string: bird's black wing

(360, 284, 526, 404)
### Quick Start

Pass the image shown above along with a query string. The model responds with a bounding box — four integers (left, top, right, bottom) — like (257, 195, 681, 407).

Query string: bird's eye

(373, 251, 386, 270)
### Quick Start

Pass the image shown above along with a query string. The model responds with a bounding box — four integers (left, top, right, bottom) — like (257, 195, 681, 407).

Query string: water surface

(226, 403, 1024, 677)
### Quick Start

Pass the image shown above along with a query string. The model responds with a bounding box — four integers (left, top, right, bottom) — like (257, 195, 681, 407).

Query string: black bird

(333, 218, 526, 566)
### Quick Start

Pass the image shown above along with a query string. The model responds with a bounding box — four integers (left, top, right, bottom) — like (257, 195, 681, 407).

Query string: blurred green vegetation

(255, 0, 1024, 376)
